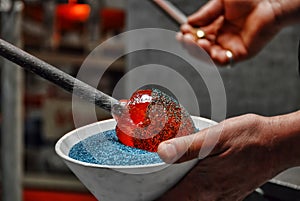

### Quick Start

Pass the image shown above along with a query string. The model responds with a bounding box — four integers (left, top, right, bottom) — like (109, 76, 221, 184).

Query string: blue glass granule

(68, 129, 163, 165)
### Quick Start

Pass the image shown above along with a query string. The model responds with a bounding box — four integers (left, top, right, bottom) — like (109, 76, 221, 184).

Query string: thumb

(188, 0, 223, 27)
(157, 134, 198, 164)
(157, 125, 223, 163)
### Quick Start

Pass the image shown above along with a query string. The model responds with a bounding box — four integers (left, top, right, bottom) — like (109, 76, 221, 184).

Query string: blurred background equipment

(1, 1, 24, 201)
(1, 0, 125, 200)
(22, 0, 125, 51)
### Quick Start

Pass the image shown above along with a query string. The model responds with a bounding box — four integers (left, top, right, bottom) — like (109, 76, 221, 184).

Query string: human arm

(156, 111, 300, 201)
(178, 0, 300, 65)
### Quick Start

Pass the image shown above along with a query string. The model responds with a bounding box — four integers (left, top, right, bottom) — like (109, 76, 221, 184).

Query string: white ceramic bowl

(55, 116, 217, 201)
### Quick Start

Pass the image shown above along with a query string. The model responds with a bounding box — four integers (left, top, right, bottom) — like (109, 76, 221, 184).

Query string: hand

(178, 0, 283, 65)
(157, 113, 300, 201)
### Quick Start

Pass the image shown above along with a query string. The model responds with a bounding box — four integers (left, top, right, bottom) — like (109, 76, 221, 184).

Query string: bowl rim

(55, 116, 217, 169)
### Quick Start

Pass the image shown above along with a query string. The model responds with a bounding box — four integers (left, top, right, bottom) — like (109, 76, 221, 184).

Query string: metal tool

(0, 38, 119, 112)
(152, 0, 187, 25)
(152, 0, 206, 39)
(298, 40, 300, 76)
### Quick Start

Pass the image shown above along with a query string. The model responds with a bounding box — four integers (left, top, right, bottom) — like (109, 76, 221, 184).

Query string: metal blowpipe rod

(0, 39, 119, 112)
(298, 40, 300, 76)
(152, 0, 187, 25)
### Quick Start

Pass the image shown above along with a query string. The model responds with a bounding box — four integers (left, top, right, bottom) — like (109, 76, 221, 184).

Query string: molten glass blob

(112, 89, 196, 152)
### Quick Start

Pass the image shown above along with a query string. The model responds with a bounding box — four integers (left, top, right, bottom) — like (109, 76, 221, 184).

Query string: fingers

(176, 32, 213, 61)
(180, 24, 194, 35)
(157, 133, 202, 164)
(157, 124, 225, 163)
(178, 17, 238, 66)
(180, 23, 220, 42)
(188, 0, 223, 27)
(181, 0, 248, 65)
(210, 46, 233, 65)
(177, 31, 234, 66)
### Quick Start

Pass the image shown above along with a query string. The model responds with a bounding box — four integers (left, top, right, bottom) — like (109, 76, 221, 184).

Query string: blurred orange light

(56, 3, 90, 22)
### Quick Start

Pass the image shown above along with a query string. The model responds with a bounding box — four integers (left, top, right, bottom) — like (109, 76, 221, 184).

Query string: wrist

(270, 0, 300, 27)
(267, 111, 300, 171)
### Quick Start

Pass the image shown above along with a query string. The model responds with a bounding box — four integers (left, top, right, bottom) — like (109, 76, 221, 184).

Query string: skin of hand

(156, 111, 300, 201)
(178, 0, 300, 65)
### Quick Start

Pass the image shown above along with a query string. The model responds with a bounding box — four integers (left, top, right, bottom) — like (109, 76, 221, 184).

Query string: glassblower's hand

(159, 0, 300, 200)
(157, 112, 300, 201)
(177, 0, 290, 66)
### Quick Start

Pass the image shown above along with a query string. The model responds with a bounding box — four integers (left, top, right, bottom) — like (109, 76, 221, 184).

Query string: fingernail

(211, 49, 217, 59)
(176, 32, 183, 39)
(158, 142, 178, 163)
(184, 33, 195, 41)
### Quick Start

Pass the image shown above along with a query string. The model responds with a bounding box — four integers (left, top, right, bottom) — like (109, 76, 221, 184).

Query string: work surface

(274, 167, 300, 189)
